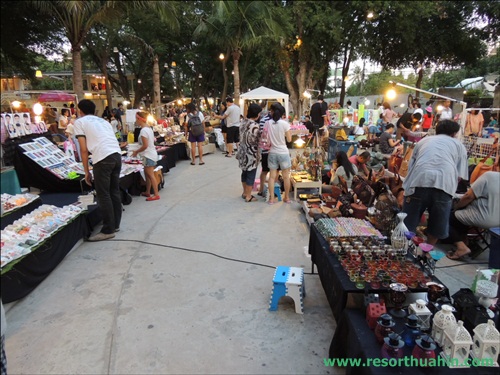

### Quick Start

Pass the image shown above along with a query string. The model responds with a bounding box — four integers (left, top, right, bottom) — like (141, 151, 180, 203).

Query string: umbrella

(38, 91, 76, 102)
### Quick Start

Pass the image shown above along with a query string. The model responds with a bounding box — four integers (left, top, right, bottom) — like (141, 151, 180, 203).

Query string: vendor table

(1, 197, 42, 230)
(157, 146, 176, 170)
(291, 178, 322, 201)
(170, 142, 189, 161)
(1, 212, 88, 303)
(330, 309, 498, 375)
(308, 224, 445, 321)
(0, 167, 22, 195)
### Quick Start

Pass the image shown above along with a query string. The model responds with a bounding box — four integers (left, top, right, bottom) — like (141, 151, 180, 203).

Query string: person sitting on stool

(446, 171, 500, 262)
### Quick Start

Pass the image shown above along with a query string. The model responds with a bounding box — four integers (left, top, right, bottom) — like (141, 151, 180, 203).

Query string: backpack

(258, 120, 272, 150)
(188, 113, 204, 137)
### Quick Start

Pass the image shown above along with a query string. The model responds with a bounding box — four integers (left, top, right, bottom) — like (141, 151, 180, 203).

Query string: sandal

(241, 194, 246, 199)
(268, 200, 276, 205)
(199, 162, 205, 165)
(190, 162, 195, 165)
(446, 250, 471, 261)
(245, 195, 258, 202)
(283, 199, 292, 204)
(225, 154, 232, 158)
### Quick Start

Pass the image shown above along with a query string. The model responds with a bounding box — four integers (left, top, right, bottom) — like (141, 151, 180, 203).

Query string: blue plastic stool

(269, 266, 304, 314)
(274, 183, 282, 201)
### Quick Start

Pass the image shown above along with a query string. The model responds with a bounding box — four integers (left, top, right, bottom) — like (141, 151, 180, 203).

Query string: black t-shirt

(304, 120, 314, 134)
(310, 101, 326, 126)
(397, 112, 413, 130)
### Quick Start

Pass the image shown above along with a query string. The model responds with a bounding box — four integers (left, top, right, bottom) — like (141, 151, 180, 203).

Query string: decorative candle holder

(440, 320, 473, 368)
(408, 299, 432, 331)
(381, 332, 405, 359)
(389, 283, 408, 318)
(375, 313, 395, 344)
(402, 314, 421, 348)
(412, 335, 437, 366)
(471, 320, 500, 366)
(432, 304, 457, 347)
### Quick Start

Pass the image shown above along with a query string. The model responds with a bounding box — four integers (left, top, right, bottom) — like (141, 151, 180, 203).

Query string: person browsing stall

(214, 97, 240, 157)
(181, 102, 206, 165)
(74, 99, 122, 241)
(402, 120, 468, 246)
(379, 124, 403, 155)
(349, 151, 371, 177)
(132, 111, 160, 201)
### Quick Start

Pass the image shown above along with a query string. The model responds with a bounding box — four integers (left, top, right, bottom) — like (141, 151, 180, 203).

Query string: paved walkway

(4, 147, 490, 374)
(4, 150, 338, 375)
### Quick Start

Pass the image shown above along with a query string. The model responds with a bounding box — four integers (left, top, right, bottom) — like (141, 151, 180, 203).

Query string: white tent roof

(240, 86, 289, 118)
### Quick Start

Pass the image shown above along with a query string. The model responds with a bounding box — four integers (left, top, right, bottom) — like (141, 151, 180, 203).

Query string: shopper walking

(267, 103, 292, 204)
(182, 102, 206, 165)
(132, 111, 160, 201)
(75, 99, 122, 241)
(214, 97, 240, 157)
(402, 120, 468, 245)
(237, 103, 261, 202)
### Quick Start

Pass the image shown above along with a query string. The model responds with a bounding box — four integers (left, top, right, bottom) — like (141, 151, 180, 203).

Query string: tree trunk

(221, 48, 230, 101)
(153, 54, 161, 115)
(133, 82, 142, 108)
(102, 55, 113, 110)
(232, 49, 241, 102)
(415, 65, 424, 98)
(113, 50, 130, 102)
(72, 46, 84, 102)
(339, 44, 352, 107)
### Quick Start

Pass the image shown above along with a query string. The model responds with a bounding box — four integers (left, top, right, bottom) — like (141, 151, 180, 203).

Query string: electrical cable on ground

(109, 239, 318, 275)
(436, 262, 489, 269)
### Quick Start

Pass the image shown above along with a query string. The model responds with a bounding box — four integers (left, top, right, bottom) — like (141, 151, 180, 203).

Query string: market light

(437, 105, 444, 112)
(294, 137, 306, 147)
(35, 70, 43, 78)
(367, 11, 374, 19)
(400, 103, 405, 108)
(113, 47, 119, 53)
(219, 53, 224, 60)
(364, 98, 370, 106)
(171, 61, 177, 68)
(303, 91, 312, 98)
(177, 99, 182, 105)
(164, 63, 168, 68)
(344, 76, 349, 82)
(198, 74, 202, 79)
(463, 90, 467, 94)
(137, 79, 142, 84)
(123, 100, 130, 106)
(12, 100, 21, 108)
(84, 92, 92, 97)
(33, 103, 43, 116)
(232, 70, 234, 75)
(147, 114, 155, 123)
(386, 88, 397, 100)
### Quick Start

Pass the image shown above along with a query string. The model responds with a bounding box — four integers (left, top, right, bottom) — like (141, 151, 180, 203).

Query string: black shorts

(227, 126, 239, 143)
(261, 153, 269, 172)
(221, 124, 228, 133)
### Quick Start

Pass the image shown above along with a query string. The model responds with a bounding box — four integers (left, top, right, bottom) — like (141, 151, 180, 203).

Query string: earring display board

(18, 137, 85, 179)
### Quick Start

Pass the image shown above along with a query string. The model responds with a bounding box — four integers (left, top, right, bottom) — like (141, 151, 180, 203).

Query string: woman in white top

(267, 103, 292, 204)
(132, 111, 160, 201)
(330, 151, 358, 189)
(58, 108, 70, 134)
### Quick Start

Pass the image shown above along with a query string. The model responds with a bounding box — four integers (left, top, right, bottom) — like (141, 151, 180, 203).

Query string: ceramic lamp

(440, 320, 473, 368)
(381, 332, 405, 359)
(471, 320, 500, 366)
(412, 335, 437, 366)
(432, 304, 456, 346)
(475, 280, 498, 310)
(402, 314, 421, 348)
(375, 313, 395, 344)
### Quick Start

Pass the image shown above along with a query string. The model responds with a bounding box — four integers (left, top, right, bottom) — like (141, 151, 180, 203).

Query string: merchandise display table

(1, 213, 88, 303)
(330, 309, 498, 375)
(1, 167, 22, 195)
(156, 146, 176, 170)
(186, 143, 216, 160)
(291, 178, 322, 201)
(308, 224, 444, 321)
(1, 197, 42, 230)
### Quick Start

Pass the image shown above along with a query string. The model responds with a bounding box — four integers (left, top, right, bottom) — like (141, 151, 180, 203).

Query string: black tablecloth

(157, 147, 175, 171)
(13, 146, 84, 192)
(308, 224, 444, 321)
(1, 213, 88, 303)
(1, 198, 42, 230)
(171, 142, 188, 161)
(330, 309, 497, 375)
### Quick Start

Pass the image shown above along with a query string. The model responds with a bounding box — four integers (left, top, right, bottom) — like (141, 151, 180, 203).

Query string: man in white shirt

(402, 120, 468, 245)
(215, 97, 240, 157)
(74, 99, 122, 241)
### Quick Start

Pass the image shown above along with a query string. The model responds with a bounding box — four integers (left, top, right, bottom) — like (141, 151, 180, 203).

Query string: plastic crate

(328, 138, 358, 163)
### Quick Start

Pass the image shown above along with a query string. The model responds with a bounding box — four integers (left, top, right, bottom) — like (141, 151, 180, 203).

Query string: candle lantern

(440, 320, 473, 368)
(375, 313, 395, 344)
(402, 314, 421, 348)
(471, 320, 500, 366)
(412, 335, 437, 366)
(381, 332, 405, 359)
(409, 299, 432, 331)
(432, 304, 456, 346)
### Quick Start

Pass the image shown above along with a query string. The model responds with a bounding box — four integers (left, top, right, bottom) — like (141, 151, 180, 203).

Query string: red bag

(388, 152, 403, 173)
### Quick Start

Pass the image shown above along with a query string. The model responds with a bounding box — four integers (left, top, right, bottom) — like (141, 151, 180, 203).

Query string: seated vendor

(379, 124, 403, 155)
(323, 151, 358, 192)
(446, 171, 500, 261)
(349, 151, 371, 177)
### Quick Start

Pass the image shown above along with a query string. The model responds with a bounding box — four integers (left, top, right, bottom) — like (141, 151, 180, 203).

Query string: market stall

(240, 86, 289, 118)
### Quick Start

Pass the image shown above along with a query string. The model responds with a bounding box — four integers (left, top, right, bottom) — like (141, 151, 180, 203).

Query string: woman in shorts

(132, 111, 160, 201)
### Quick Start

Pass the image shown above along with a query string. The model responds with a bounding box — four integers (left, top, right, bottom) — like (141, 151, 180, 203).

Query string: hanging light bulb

(33, 103, 43, 116)
(35, 70, 43, 78)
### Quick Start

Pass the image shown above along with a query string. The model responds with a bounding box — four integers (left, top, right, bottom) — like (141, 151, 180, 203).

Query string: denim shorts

(268, 153, 291, 170)
(142, 157, 157, 167)
(241, 168, 257, 186)
(403, 187, 452, 239)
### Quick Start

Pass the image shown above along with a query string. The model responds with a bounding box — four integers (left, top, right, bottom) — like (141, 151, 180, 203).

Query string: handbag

(336, 128, 348, 141)
(258, 120, 271, 151)
(351, 175, 376, 206)
(470, 138, 499, 184)
(398, 143, 414, 177)
(388, 151, 403, 173)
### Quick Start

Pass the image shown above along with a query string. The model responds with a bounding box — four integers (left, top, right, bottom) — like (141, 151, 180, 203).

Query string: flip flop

(268, 200, 276, 205)
(283, 199, 292, 204)
(245, 195, 258, 202)
(446, 251, 471, 261)
(190, 162, 195, 165)
(199, 162, 205, 165)
(225, 154, 232, 158)
(241, 194, 246, 199)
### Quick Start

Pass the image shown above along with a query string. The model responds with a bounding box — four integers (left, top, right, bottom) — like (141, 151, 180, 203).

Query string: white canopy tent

(240, 86, 289, 118)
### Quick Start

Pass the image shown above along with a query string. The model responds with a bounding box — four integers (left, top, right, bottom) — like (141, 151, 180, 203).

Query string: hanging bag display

(398, 143, 415, 178)
(388, 150, 403, 173)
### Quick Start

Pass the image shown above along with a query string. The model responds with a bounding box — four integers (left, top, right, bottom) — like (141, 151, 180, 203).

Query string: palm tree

(31, 1, 176, 101)
(195, 1, 281, 102)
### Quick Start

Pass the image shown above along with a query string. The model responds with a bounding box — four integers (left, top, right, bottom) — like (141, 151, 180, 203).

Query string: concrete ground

(4, 147, 491, 374)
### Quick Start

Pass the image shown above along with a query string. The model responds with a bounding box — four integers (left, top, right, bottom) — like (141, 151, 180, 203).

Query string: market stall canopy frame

(240, 86, 289, 118)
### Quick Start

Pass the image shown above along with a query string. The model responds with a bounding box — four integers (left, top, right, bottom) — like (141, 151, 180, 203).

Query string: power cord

(109, 239, 318, 275)
(436, 262, 489, 269)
